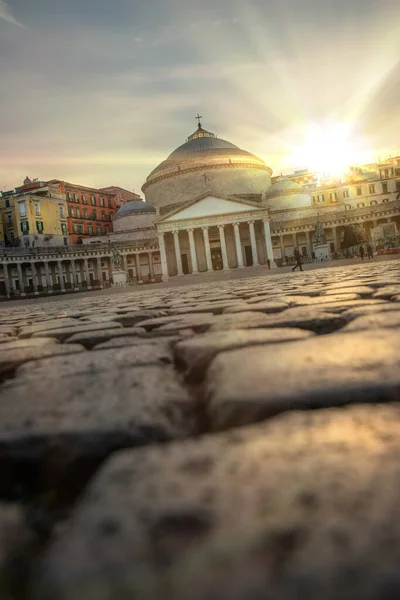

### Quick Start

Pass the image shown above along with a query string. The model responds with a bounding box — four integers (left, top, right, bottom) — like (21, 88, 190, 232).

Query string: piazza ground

(0, 256, 399, 599)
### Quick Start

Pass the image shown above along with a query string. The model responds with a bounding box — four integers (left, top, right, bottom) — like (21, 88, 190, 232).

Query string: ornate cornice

(157, 209, 270, 233)
(142, 162, 272, 192)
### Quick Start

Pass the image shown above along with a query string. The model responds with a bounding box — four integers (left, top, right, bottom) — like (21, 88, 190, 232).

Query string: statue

(111, 247, 123, 270)
(315, 221, 326, 246)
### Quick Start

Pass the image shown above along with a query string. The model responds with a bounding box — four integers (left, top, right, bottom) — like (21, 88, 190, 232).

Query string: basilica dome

(263, 177, 312, 211)
(112, 200, 157, 240)
(142, 122, 272, 213)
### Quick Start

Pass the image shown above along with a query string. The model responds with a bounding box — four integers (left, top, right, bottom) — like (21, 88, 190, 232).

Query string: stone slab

(0, 344, 85, 382)
(30, 322, 122, 342)
(38, 404, 400, 600)
(205, 329, 400, 431)
(65, 328, 147, 349)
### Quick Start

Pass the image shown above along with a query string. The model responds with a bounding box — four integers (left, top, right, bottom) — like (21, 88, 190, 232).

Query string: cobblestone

(0, 258, 399, 598)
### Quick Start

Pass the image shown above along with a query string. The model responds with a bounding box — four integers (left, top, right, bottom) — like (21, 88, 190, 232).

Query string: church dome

(142, 120, 272, 212)
(263, 177, 312, 211)
(113, 200, 155, 219)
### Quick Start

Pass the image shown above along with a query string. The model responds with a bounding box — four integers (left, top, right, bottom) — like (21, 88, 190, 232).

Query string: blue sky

(1, 0, 400, 193)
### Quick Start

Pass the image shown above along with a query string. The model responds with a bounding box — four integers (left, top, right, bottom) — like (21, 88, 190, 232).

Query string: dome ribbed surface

(265, 179, 306, 199)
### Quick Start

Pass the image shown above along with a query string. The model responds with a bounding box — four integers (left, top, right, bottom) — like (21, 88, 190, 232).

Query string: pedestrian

(359, 245, 365, 260)
(367, 243, 374, 259)
(292, 247, 303, 272)
(267, 259, 271, 269)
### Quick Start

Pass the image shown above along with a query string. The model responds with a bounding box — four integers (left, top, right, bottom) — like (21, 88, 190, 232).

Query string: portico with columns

(156, 193, 277, 280)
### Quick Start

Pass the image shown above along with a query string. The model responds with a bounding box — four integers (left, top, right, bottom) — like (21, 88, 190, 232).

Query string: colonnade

(158, 218, 276, 281)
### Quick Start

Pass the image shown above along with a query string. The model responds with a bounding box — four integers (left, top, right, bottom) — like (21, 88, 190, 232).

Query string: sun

(287, 121, 371, 178)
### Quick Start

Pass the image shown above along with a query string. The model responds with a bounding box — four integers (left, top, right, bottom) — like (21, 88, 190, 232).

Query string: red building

(49, 180, 117, 244)
(99, 186, 141, 208)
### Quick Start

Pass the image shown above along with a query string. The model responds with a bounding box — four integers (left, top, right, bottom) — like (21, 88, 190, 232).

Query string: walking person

(367, 243, 374, 259)
(292, 247, 303, 272)
(359, 245, 365, 260)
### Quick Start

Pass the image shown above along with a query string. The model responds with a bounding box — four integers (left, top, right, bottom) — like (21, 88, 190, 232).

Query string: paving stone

(16, 341, 176, 379)
(283, 293, 360, 307)
(372, 286, 400, 299)
(19, 319, 82, 339)
(175, 328, 315, 382)
(0, 344, 85, 382)
(205, 329, 400, 431)
(136, 314, 214, 331)
(0, 504, 31, 597)
(95, 335, 179, 350)
(340, 311, 400, 332)
(222, 301, 289, 314)
(115, 310, 168, 326)
(37, 404, 400, 600)
(0, 367, 195, 502)
(343, 302, 400, 320)
(0, 336, 18, 344)
(321, 286, 374, 297)
(0, 337, 59, 350)
(65, 328, 147, 349)
(210, 307, 346, 334)
(30, 322, 122, 342)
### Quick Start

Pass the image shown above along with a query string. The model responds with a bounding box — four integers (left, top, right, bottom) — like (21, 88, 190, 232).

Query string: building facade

(49, 180, 117, 244)
(99, 186, 141, 207)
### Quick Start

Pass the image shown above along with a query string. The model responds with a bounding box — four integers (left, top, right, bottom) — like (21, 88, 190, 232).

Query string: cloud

(0, 0, 24, 27)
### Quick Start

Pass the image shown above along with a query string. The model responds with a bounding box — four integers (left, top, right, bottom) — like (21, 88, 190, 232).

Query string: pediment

(159, 194, 265, 223)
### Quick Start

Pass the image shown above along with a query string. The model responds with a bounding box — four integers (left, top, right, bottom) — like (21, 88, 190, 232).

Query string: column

(306, 231, 313, 258)
(187, 229, 198, 274)
(233, 223, 244, 268)
(218, 225, 229, 270)
(71, 259, 77, 289)
(158, 233, 169, 282)
(333, 227, 341, 252)
(263, 219, 277, 268)
(122, 254, 128, 273)
(292, 233, 297, 250)
(202, 227, 213, 271)
(279, 235, 286, 263)
(148, 252, 155, 282)
(2, 264, 10, 298)
(57, 260, 65, 292)
(84, 258, 91, 289)
(96, 257, 103, 286)
(30, 262, 38, 294)
(17, 263, 25, 294)
(43, 262, 51, 292)
(248, 221, 259, 266)
(173, 231, 184, 276)
(135, 253, 143, 283)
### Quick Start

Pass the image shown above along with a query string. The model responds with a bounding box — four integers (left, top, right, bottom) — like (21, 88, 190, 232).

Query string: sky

(1, 0, 400, 194)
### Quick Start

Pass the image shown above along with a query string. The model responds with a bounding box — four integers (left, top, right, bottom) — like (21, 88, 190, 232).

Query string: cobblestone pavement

(0, 259, 399, 599)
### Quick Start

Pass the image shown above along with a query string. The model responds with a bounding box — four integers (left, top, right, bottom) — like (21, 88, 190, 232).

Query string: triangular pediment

(158, 193, 265, 223)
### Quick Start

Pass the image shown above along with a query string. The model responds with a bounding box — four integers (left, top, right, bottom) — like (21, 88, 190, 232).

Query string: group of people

(290, 243, 374, 273)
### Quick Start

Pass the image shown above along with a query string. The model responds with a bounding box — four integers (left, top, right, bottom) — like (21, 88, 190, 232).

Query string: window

(74, 193, 79, 202)
(395, 168, 400, 176)
(109, 214, 112, 221)
(76, 208, 81, 218)
(36, 220, 44, 233)
(34, 201, 41, 215)
(66, 192, 72, 201)
(382, 198, 389, 203)
(73, 223, 78, 233)
(59, 205, 65, 218)
(317, 194, 324, 202)
(102, 211, 106, 220)
(345, 204, 351, 211)
(330, 192, 337, 202)
(382, 182, 388, 193)
(356, 187, 362, 196)
(82, 194, 87, 204)
(91, 196, 96, 206)
(343, 189, 349, 198)
(96, 225, 102, 235)
(312, 196, 316, 204)
(5, 199, 10, 208)
(104, 226, 110, 234)
(19, 201, 26, 217)
(6, 214, 12, 226)
(108, 198, 112, 208)
(357, 202, 365, 208)
(78, 224, 84, 234)
(92, 210, 97, 220)
(396, 181, 400, 191)
(61, 223, 68, 235)
(20, 220, 29, 233)
(88, 223, 93, 235)
(369, 184, 375, 194)
(69, 207, 75, 217)
(84, 209, 88, 218)
(370, 200, 377, 205)
(100, 197, 105, 207)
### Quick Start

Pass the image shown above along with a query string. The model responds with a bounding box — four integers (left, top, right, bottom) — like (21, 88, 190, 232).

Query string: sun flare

(287, 122, 372, 178)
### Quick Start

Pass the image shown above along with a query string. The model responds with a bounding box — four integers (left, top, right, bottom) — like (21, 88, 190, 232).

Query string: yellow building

(0, 184, 69, 247)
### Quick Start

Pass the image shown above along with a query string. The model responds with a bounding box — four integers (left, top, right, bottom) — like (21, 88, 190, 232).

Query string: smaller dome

(265, 177, 306, 200)
(114, 200, 155, 218)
